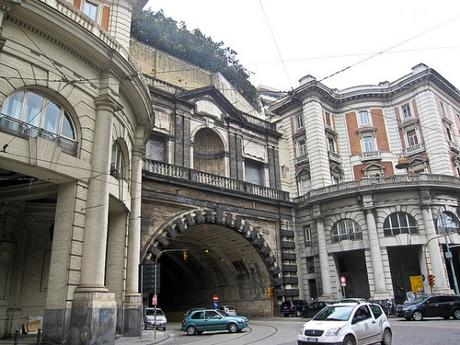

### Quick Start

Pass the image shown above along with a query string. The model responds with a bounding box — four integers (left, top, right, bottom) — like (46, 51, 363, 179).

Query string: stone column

(422, 206, 451, 293)
(364, 208, 389, 298)
(70, 95, 117, 345)
(315, 215, 332, 298)
(123, 138, 144, 336)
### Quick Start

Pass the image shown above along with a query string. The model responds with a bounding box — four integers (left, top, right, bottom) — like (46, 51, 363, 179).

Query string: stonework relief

(243, 139, 266, 162)
(154, 109, 172, 132)
(196, 99, 223, 119)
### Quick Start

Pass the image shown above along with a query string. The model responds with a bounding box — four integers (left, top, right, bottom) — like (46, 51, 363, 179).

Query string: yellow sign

(410, 275, 424, 292)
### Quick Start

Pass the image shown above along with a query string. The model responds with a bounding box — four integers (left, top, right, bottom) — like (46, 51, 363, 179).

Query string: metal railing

(402, 143, 425, 156)
(143, 159, 290, 201)
(331, 231, 363, 243)
(359, 150, 381, 161)
(0, 114, 78, 155)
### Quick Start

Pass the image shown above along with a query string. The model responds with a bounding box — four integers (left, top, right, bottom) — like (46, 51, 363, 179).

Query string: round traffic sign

(152, 294, 158, 305)
(340, 276, 347, 284)
(212, 294, 219, 302)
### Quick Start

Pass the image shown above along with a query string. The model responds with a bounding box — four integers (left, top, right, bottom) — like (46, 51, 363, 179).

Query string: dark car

(301, 301, 333, 318)
(280, 299, 307, 317)
(399, 295, 460, 321)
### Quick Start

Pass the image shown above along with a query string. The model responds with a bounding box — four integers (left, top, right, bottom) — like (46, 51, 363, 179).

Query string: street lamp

(437, 212, 460, 295)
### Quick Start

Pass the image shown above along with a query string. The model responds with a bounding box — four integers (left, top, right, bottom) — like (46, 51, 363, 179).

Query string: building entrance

(334, 249, 370, 299)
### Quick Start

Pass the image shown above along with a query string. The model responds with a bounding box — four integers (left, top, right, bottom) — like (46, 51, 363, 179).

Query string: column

(123, 138, 144, 336)
(422, 206, 451, 293)
(316, 217, 332, 298)
(70, 95, 117, 345)
(364, 209, 389, 298)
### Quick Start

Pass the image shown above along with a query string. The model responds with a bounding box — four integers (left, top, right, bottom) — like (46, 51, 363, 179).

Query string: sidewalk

(115, 329, 171, 345)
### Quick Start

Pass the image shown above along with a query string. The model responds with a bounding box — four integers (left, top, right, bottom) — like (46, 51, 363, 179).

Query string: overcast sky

(144, 0, 460, 92)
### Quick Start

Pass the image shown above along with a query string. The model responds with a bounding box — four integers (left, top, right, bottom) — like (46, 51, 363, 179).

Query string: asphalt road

(144, 317, 460, 345)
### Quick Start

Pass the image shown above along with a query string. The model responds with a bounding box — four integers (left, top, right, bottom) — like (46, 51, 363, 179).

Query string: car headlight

(325, 326, 342, 337)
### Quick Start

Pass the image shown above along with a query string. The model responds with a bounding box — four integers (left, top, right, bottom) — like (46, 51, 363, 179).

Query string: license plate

(306, 337, 318, 343)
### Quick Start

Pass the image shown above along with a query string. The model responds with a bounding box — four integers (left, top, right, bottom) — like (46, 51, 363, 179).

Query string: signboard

(410, 275, 424, 292)
(152, 294, 158, 305)
(340, 276, 347, 287)
(139, 263, 160, 294)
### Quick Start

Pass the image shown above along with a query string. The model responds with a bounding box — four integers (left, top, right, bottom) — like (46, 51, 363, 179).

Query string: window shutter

(73, 0, 81, 10)
(102, 6, 110, 30)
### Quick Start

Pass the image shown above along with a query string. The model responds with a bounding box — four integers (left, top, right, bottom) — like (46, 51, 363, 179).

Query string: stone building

(0, 0, 153, 344)
(270, 64, 460, 302)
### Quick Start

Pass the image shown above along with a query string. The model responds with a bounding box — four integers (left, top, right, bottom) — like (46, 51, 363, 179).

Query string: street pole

(443, 231, 459, 295)
(422, 234, 445, 294)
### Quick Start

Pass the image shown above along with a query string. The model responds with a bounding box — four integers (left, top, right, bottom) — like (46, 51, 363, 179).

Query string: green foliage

(131, 10, 258, 106)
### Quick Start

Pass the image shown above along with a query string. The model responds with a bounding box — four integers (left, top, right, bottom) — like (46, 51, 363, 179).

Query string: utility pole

(439, 213, 459, 295)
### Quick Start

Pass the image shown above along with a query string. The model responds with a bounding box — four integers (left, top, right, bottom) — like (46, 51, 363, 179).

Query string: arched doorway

(142, 209, 281, 317)
(193, 128, 225, 175)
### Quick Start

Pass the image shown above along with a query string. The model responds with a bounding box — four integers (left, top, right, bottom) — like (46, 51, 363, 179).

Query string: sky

(144, 0, 460, 92)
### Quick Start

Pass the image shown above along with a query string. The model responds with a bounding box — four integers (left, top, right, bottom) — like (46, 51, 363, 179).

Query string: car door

(205, 310, 225, 331)
(370, 304, 386, 342)
(424, 296, 441, 317)
(190, 311, 205, 331)
(351, 305, 376, 345)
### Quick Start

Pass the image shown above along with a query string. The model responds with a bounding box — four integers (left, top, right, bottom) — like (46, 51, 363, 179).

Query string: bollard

(13, 329, 20, 345)
(36, 328, 42, 345)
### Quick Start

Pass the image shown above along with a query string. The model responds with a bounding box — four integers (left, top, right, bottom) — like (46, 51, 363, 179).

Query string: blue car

(182, 308, 249, 335)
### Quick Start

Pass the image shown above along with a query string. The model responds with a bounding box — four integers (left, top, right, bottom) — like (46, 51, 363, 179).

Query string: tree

(131, 10, 258, 106)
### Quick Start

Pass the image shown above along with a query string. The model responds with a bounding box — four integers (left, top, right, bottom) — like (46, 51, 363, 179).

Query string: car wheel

(381, 328, 392, 345)
(453, 309, 460, 320)
(296, 310, 302, 317)
(186, 326, 197, 336)
(228, 322, 239, 333)
(343, 334, 356, 345)
(412, 311, 423, 321)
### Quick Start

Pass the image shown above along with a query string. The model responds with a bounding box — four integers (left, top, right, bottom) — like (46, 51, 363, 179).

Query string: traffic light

(428, 274, 436, 288)
(183, 250, 188, 261)
(265, 287, 273, 297)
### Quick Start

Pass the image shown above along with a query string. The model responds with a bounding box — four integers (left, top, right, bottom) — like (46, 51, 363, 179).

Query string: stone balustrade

(143, 159, 290, 201)
(402, 143, 425, 156)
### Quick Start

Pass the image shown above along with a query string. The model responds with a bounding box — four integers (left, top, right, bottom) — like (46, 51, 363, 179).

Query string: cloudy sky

(144, 0, 460, 92)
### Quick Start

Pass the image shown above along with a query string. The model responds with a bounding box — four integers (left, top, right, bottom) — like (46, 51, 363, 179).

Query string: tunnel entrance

(143, 210, 280, 318)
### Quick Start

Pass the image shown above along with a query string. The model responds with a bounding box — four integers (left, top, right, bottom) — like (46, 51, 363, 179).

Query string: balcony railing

(294, 174, 460, 203)
(359, 150, 381, 161)
(143, 160, 290, 201)
(402, 143, 425, 156)
(143, 75, 184, 94)
(0, 114, 78, 155)
(241, 113, 277, 131)
(328, 151, 341, 162)
(39, 0, 129, 58)
(331, 231, 363, 243)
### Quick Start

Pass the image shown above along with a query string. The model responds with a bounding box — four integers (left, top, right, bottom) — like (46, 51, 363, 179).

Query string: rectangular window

(297, 173, 311, 196)
(358, 110, 371, 126)
(401, 103, 412, 119)
(146, 136, 168, 162)
(296, 139, 307, 158)
(83, 0, 98, 21)
(406, 129, 419, 147)
(328, 137, 336, 153)
(245, 159, 264, 185)
(306, 256, 315, 273)
(446, 125, 453, 142)
(304, 225, 312, 247)
(362, 135, 375, 152)
(296, 114, 304, 130)
(325, 112, 332, 128)
(440, 101, 447, 117)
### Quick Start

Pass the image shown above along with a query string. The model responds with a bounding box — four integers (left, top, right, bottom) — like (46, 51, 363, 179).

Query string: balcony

(328, 151, 342, 163)
(38, 0, 129, 58)
(143, 160, 290, 201)
(240, 113, 277, 131)
(402, 143, 425, 157)
(359, 150, 381, 161)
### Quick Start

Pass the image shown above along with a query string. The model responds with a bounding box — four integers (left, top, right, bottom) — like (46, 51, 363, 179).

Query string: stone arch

(142, 208, 282, 288)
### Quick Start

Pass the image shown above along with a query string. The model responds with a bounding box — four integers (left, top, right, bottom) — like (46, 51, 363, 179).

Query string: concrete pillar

(43, 182, 77, 344)
(316, 217, 332, 298)
(422, 206, 451, 293)
(70, 95, 117, 345)
(364, 209, 389, 298)
(123, 140, 144, 336)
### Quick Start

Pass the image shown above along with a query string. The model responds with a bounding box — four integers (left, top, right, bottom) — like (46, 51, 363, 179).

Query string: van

(144, 307, 167, 331)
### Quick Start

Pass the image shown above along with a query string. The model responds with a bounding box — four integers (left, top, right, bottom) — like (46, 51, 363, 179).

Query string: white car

(144, 307, 167, 331)
(222, 305, 236, 316)
(298, 302, 392, 345)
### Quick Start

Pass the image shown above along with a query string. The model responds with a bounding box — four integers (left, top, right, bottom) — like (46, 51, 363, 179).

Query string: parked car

(218, 305, 236, 316)
(298, 301, 392, 345)
(301, 301, 333, 318)
(281, 299, 308, 317)
(399, 295, 460, 321)
(182, 308, 249, 335)
(144, 307, 167, 331)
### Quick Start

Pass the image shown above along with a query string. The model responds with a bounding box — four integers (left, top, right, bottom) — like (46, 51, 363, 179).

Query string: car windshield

(408, 296, 428, 304)
(146, 309, 164, 316)
(313, 305, 354, 321)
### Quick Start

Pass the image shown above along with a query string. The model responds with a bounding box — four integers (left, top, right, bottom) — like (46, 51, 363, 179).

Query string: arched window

(331, 219, 362, 243)
(193, 128, 225, 175)
(436, 212, 460, 234)
(0, 90, 76, 154)
(111, 141, 125, 179)
(383, 212, 417, 236)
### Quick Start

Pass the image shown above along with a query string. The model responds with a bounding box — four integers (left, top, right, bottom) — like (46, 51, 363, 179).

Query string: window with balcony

(358, 110, 371, 127)
(383, 212, 417, 236)
(306, 256, 315, 273)
(361, 135, 375, 152)
(0, 90, 77, 154)
(82, 0, 98, 21)
(245, 159, 265, 185)
(446, 124, 453, 142)
(406, 129, 419, 147)
(295, 114, 304, 130)
(304, 225, 312, 247)
(328, 137, 337, 153)
(296, 138, 307, 158)
(331, 219, 362, 243)
(401, 103, 412, 119)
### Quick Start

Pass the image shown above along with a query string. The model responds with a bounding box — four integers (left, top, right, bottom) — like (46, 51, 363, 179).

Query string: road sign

(340, 276, 347, 286)
(410, 275, 423, 292)
(139, 263, 160, 294)
(152, 294, 158, 305)
(212, 294, 219, 302)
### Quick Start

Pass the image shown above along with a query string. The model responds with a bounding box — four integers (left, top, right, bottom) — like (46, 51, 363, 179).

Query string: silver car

(144, 307, 167, 331)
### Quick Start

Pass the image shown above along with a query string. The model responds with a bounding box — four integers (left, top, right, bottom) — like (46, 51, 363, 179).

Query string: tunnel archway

(142, 209, 281, 317)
